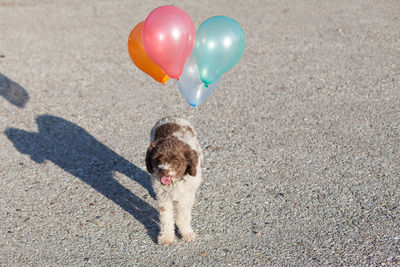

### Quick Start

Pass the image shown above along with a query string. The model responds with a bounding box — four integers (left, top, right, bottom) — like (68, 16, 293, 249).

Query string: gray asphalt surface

(1, 0, 400, 265)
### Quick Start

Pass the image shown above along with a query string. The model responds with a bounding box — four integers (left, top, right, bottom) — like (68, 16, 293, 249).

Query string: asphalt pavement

(1, 0, 399, 265)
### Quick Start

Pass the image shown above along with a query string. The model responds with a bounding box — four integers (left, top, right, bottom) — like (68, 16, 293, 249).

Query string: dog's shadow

(0, 73, 29, 108)
(5, 115, 159, 241)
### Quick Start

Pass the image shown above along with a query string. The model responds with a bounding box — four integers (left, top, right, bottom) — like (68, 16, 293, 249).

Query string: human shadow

(0, 73, 29, 108)
(5, 115, 159, 241)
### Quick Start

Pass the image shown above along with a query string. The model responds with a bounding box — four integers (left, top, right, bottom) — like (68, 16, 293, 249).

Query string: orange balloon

(128, 22, 169, 84)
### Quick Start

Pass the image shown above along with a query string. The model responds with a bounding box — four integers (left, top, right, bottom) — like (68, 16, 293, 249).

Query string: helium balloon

(177, 50, 221, 107)
(143, 6, 195, 79)
(128, 21, 169, 84)
(195, 16, 245, 85)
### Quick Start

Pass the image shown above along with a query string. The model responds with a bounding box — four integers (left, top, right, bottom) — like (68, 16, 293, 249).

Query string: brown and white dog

(146, 117, 203, 245)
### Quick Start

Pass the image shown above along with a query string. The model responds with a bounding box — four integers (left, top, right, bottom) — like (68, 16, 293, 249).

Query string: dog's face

(146, 136, 198, 185)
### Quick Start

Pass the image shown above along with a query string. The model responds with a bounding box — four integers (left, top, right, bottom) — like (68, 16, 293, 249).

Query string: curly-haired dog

(146, 117, 203, 245)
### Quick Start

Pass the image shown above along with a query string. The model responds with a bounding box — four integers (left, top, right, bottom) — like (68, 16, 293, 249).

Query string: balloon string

(213, 94, 219, 118)
(178, 79, 186, 118)
(189, 105, 197, 122)
(179, 93, 184, 118)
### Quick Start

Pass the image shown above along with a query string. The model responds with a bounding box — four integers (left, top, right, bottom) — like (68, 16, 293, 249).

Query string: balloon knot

(162, 75, 170, 85)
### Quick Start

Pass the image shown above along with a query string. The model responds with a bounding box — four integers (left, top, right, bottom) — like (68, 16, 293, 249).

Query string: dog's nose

(159, 168, 169, 176)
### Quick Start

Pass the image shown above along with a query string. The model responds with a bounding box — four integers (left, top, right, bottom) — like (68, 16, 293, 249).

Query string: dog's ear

(145, 142, 156, 173)
(185, 148, 198, 176)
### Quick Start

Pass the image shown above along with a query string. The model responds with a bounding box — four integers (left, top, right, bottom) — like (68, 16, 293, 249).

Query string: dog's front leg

(157, 198, 175, 245)
(175, 196, 196, 242)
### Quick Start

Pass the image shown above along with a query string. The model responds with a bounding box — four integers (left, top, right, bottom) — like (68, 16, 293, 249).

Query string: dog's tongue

(161, 176, 172, 185)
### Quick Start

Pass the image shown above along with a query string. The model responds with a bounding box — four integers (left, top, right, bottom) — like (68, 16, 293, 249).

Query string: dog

(146, 117, 203, 245)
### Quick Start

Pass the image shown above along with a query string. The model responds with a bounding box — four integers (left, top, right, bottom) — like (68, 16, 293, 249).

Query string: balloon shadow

(5, 115, 159, 241)
(0, 73, 29, 108)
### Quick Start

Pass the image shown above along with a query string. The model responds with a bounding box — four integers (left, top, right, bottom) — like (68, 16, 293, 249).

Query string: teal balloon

(195, 16, 245, 85)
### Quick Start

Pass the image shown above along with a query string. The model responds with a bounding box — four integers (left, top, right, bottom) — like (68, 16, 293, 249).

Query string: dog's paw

(157, 234, 175, 246)
(181, 231, 196, 243)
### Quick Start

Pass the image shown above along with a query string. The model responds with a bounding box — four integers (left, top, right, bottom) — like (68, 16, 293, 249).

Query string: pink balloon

(143, 6, 195, 79)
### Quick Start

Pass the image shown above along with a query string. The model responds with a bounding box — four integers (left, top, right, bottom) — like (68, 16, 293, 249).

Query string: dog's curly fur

(146, 117, 203, 245)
